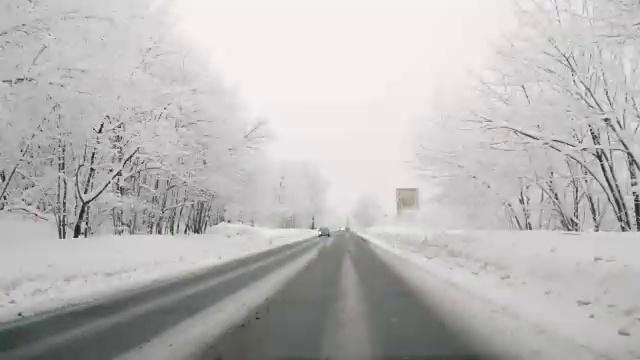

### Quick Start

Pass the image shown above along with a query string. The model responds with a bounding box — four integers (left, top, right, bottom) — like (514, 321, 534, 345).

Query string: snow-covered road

(0, 221, 316, 323)
(2, 229, 635, 359)
(2, 232, 488, 360)
(0, 238, 322, 359)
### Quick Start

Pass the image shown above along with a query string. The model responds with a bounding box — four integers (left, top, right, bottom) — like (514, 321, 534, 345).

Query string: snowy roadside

(359, 227, 640, 359)
(0, 219, 316, 323)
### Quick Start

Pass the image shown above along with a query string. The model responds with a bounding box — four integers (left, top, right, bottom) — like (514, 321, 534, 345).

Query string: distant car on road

(318, 227, 331, 237)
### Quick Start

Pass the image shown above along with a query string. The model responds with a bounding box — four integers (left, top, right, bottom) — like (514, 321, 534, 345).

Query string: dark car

(318, 227, 330, 237)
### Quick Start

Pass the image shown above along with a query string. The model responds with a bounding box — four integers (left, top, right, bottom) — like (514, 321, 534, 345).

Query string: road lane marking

(321, 249, 373, 360)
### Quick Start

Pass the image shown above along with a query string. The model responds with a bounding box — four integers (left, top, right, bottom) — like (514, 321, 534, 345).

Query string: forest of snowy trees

(0, 0, 327, 238)
(420, 0, 640, 232)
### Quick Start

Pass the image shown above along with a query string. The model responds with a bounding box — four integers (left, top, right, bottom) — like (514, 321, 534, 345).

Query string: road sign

(396, 188, 419, 215)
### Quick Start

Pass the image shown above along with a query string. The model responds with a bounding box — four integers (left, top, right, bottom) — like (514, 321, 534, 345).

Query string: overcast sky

(172, 0, 514, 213)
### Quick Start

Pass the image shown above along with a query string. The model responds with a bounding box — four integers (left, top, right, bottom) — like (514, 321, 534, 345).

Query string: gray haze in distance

(173, 1, 514, 215)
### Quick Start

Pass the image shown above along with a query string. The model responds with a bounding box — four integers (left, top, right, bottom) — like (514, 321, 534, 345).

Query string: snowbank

(360, 227, 640, 359)
(0, 216, 316, 323)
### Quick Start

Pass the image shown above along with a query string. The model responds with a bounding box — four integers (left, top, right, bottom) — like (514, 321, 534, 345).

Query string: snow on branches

(418, 0, 640, 232)
(0, 0, 320, 238)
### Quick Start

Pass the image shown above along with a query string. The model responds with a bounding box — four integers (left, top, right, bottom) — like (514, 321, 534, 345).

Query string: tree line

(0, 0, 327, 238)
(419, 0, 640, 232)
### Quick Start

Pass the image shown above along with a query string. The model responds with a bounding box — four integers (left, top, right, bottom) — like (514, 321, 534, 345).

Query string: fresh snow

(0, 216, 316, 323)
(360, 227, 640, 359)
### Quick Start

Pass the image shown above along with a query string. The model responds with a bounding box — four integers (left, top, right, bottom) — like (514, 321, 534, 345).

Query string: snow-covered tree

(0, 0, 280, 238)
(418, 0, 640, 232)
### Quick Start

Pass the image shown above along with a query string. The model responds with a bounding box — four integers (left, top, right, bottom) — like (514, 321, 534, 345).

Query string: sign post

(396, 188, 419, 216)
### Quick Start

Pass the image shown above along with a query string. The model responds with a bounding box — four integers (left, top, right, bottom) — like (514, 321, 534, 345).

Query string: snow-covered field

(360, 227, 640, 359)
(0, 216, 316, 323)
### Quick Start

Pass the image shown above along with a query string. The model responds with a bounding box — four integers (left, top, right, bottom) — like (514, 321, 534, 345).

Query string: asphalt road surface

(0, 232, 493, 360)
(201, 232, 489, 360)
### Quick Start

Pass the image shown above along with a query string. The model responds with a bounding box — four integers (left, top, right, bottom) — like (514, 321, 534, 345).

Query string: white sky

(172, 0, 514, 213)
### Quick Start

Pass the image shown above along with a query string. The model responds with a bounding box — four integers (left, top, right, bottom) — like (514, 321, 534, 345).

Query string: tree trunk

(589, 125, 630, 231)
(56, 144, 63, 239)
(628, 154, 640, 231)
(73, 203, 87, 238)
(518, 183, 533, 230)
(83, 203, 91, 238)
(61, 142, 68, 239)
(72, 123, 103, 238)
(584, 177, 599, 232)
(184, 205, 193, 235)
(71, 135, 139, 239)
(55, 139, 68, 239)
(176, 197, 187, 235)
(0, 164, 18, 209)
